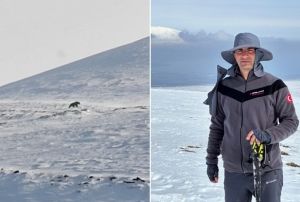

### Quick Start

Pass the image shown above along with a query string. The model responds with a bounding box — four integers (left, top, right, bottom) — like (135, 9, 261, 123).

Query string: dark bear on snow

(69, 101, 80, 108)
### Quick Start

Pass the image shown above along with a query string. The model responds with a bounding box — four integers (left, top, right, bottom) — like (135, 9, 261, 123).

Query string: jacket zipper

(240, 78, 248, 172)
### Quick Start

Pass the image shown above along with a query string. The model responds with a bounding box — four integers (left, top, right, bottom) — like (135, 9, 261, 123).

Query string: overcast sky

(152, 0, 300, 40)
(0, 0, 149, 87)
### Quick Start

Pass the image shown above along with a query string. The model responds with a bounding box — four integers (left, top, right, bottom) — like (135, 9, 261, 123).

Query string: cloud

(179, 30, 232, 43)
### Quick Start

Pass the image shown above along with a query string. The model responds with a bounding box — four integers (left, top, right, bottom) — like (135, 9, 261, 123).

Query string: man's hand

(246, 129, 271, 145)
(207, 164, 219, 183)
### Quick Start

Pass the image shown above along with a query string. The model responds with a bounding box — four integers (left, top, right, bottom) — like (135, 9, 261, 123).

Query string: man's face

(233, 48, 256, 72)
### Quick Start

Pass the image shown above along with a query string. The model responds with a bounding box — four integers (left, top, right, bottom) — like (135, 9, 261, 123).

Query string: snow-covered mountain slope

(151, 26, 231, 43)
(0, 38, 149, 201)
(151, 26, 183, 43)
(0, 37, 149, 106)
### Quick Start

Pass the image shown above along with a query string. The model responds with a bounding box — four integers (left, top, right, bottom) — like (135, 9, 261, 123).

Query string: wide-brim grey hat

(221, 32, 273, 64)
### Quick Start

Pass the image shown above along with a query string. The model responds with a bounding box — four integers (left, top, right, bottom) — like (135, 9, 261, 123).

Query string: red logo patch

(286, 93, 293, 103)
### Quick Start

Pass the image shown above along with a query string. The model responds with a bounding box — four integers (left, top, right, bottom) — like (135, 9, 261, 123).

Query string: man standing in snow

(205, 33, 299, 201)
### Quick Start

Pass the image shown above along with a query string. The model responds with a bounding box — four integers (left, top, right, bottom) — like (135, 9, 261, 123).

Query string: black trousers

(224, 169, 283, 202)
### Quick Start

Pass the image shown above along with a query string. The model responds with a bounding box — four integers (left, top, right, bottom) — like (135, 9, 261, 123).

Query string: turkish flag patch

(286, 93, 293, 103)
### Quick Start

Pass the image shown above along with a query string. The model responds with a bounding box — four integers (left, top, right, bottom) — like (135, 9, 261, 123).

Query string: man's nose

(241, 51, 250, 57)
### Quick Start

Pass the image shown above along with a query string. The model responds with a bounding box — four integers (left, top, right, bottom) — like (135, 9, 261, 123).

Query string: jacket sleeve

(265, 84, 299, 144)
(206, 92, 225, 165)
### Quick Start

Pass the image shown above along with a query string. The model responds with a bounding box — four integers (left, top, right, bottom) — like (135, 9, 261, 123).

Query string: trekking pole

(251, 142, 265, 202)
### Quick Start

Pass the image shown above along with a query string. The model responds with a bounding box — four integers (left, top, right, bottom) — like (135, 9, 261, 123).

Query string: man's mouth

(241, 60, 251, 63)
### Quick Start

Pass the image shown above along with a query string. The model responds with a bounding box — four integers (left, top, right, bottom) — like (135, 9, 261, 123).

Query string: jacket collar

(227, 63, 265, 79)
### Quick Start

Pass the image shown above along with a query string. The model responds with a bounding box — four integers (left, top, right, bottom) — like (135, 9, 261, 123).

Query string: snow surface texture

(0, 38, 149, 201)
(151, 81, 300, 202)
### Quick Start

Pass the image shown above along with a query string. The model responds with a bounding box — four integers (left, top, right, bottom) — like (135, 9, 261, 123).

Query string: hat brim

(221, 44, 273, 64)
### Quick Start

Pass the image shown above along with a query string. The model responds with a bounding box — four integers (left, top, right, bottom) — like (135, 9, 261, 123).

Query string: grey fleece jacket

(206, 65, 299, 173)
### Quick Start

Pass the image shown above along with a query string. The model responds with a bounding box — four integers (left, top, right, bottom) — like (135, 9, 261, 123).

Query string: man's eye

(248, 49, 255, 54)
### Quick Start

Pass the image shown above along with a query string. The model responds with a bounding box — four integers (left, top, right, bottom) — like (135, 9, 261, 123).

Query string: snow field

(0, 101, 149, 201)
